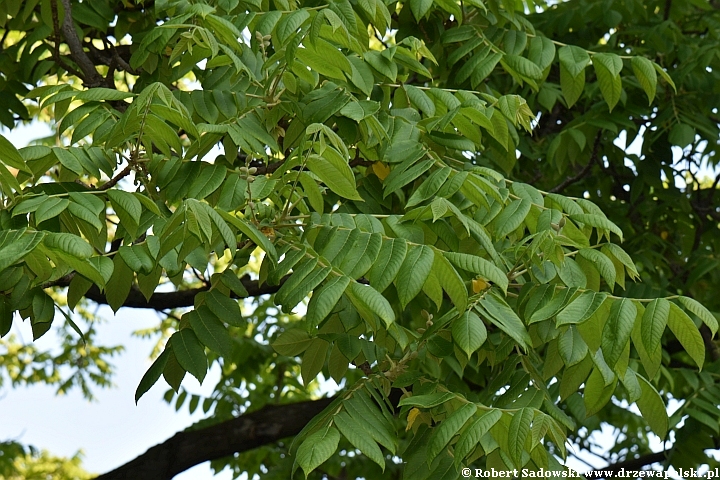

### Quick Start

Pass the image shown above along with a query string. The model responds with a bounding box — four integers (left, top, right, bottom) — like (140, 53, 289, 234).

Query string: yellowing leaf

(372, 162, 391, 180)
(406, 407, 421, 431)
(472, 277, 489, 293)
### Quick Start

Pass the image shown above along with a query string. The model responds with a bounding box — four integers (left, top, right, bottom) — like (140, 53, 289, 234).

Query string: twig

(550, 131, 602, 193)
(99, 164, 133, 190)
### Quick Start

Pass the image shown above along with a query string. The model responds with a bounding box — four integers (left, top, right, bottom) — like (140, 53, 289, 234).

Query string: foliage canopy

(0, 0, 719, 478)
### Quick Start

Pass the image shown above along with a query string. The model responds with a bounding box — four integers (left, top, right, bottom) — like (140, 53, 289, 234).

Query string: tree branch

(58, 0, 105, 86)
(586, 449, 669, 479)
(94, 397, 335, 480)
(550, 131, 602, 194)
(48, 274, 287, 311)
(252, 156, 372, 176)
(664, 0, 672, 20)
(99, 164, 133, 191)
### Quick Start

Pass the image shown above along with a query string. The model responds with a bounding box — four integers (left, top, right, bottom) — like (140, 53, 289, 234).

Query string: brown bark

(95, 397, 335, 480)
(48, 274, 286, 311)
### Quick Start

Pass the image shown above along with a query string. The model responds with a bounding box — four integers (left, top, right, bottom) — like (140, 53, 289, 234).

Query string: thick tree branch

(550, 131, 602, 194)
(586, 450, 669, 479)
(58, 0, 105, 86)
(49, 274, 287, 311)
(95, 397, 335, 480)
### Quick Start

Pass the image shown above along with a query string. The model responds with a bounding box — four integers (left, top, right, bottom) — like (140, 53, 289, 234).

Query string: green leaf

(0, 230, 44, 272)
(558, 326, 588, 367)
(53, 147, 84, 175)
(348, 56, 375, 96)
(273, 328, 313, 356)
(443, 253, 508, 294)
(508, 407, 533, 466)
(297, 38, 351, 81)
(470, 52, 503, 87)
(678, 296, 718, 336)
(398, 392, 456, 408)
(275, 9, 311, 45)
(667, 302, 705, 369)
(432, 249, 467, 312)
(281, 265, 332, 313)
(428, 403, 477, 463)
(108, 190, 142, 238)
(0, 133, 28, 170)
(559, 63, 585, 108)
(578, 249, 616, 291)
(44, 232, 94, 259)
(35, 197, 69, 224)
(405, 85, 435, 117)
(529, 287, 577, 324)
(556, 291, 607, 326)
(454, 409, 502, 464)
(601, 299, 636, 369)
(601, 243, 639, 280)
(347, 281, 395, 327)
(296, 425, 340, 478)
(301, 338, 329, 385)
(409, 0, 433, 20)
(306, 149, 363, 201)
(631, 56, 657, 104)
(135, 348, 170, 403)
(558, 45, 590, 78)
(119, 245, 154, 274)
(407, 167, 452, 208)
(592, 53, 623, 111)
(502, 55, 543, 80)
(478, 292, 531, 349)
(641, 298, 669, 355)
(653, 62, 676, 92)
(75, 88, 135, 102)
(68, 199, 104, 232)
(368, 238, 407, 292)
(334, 412, 385, 470)
(274, 257, 318, 307)
(218, 211, 277, 261)
(170, 329, 208, 383)
(338, 232, 382, 279)
(187, 306, 233, 358)
(345, 389, 397, 453)
(528, 36, 556, 70)
(395, 244, 434, 308)
(307, 275, 351, 327)
(631, 303, 662, 379)
(570, 213, 623, 241)
(13, 195, 50, 216)
(584, 367, 615, 417)
(105, 254, 133, 312)
(205, 289, 243, 327)
(162, 348, 186, 393)
(188, 163, 227, 199)
(636, 374, 668, 437)
(493, 198, 531, 238)
(383, 159, 435, 197)
(452, 311, 487, 357)
(619, 368, 642, 404)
